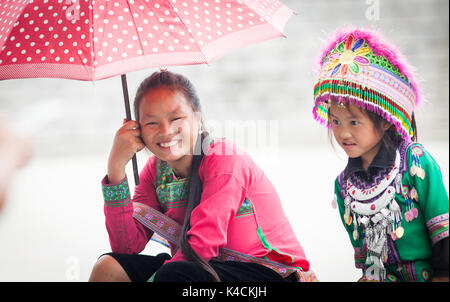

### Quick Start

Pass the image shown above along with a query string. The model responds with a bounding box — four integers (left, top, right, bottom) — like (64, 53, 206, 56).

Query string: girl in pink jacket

(89, 70, 316, 282)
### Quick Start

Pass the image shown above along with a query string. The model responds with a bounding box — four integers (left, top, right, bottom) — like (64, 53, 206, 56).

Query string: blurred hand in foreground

(0, 113, 33, 212)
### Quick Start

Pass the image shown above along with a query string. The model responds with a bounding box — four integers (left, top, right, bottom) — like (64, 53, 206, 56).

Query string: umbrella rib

(0, 1, 29, 52)
(164, 0, 209, 63)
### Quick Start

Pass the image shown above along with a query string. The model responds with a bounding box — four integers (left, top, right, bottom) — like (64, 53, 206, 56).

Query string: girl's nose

(159, 121, 180, 136)
(338, 127, 352, 139)
(159, 121, 171, 135)
(340, 132, 352, 140)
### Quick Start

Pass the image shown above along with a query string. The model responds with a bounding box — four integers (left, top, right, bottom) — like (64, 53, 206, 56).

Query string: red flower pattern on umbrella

(325, 34, 372, 76)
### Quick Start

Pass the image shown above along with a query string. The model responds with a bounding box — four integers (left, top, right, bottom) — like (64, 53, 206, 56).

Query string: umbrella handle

(130, 155, 139, 186)
(121, 74, 140, 186)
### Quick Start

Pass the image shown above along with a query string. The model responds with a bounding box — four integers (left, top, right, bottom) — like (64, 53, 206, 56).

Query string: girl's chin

(160, 154, 186, 163)
(342, 149, 362, 158)
(344, 151, 361, 158)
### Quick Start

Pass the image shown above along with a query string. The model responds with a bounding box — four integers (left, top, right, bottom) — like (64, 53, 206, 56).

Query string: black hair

(180, 131, 220, 281)
(134, 70, 202, 123)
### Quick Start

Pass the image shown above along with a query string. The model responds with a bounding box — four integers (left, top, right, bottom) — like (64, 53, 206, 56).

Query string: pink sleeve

(164, 141, 249, 264)
(103, 157, 162, 254)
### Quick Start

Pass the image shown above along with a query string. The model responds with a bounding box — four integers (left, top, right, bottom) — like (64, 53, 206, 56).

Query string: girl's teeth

(160, 141, 178, 147)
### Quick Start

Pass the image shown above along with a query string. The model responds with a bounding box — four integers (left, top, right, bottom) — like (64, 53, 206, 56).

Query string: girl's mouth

(157, 139, 181, 150)
(158, 140, 179, 147)
(342, 142, 356, 147)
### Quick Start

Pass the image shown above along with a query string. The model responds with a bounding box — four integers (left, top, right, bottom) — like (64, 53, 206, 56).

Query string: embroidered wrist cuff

(427, 213, 449, 245)
(102, 176, 131, 207)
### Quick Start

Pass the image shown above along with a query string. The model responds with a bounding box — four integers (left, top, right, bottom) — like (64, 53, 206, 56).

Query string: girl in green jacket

(312, 27, 448, 282)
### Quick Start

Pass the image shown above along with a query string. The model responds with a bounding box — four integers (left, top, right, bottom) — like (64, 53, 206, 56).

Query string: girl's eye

(350, 120, 359, 126)
(145, 121, 157, 126)
(332, 119, 340, 126)
(172, 116, 185, 122)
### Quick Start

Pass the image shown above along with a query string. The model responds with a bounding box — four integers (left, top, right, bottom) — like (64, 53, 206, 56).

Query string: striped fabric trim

(426, 213, 449, 245)
(354, 247, 366, 269)
(104, 196, 131, 207)
(313, 78, 413, 140)
(313, 79, 411, 122)
(399, 261, 417, 282)
(165, 200, 188, 209)
(217, 248, 319, 282)
(133, 202, 180, 244)
(102, 177, 131, 207)
(151, 233, 170, 248)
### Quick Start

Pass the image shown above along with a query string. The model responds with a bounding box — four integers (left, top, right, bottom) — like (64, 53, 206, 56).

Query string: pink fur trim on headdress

(315, 26, 422, 106)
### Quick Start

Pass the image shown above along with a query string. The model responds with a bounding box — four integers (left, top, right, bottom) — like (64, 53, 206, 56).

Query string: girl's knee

(89, 254, 130, 282)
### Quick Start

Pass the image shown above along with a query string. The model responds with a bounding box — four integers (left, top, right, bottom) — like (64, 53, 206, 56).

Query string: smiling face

(138, 87, 201, 170)
(329, 102, 388, 169)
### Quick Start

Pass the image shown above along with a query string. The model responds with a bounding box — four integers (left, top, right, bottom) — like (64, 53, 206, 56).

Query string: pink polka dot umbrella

(0, 0, 294, 184)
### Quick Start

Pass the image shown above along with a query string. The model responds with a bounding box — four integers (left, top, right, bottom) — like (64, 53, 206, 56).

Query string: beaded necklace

(343, 150, 403, 280)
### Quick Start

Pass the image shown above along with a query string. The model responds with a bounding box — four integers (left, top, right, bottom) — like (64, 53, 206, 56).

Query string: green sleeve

(408, 144, 449, 245)
(102, 175, 131, 207)
(334, 179, 347, 231)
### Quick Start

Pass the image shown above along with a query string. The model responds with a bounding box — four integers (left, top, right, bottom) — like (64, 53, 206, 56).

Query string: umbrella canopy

(0, 0, 294, 185)
(0, 0, 293, 81)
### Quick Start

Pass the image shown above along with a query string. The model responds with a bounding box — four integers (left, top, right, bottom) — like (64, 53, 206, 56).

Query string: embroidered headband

(312, 27, 421, 141)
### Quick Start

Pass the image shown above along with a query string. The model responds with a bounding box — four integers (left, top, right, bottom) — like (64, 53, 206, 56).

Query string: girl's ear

(381, 120, 393, 132)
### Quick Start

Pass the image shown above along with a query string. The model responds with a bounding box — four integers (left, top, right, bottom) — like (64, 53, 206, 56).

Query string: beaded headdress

(312, 28, 421, 141)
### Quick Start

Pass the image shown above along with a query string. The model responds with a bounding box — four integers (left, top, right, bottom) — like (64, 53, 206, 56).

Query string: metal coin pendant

(395, 226, 404, 239)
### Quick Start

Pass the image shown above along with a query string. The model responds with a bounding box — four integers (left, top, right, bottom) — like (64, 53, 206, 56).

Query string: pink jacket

(102, 139, 310, 270)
